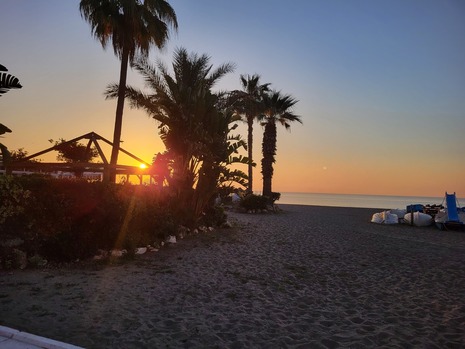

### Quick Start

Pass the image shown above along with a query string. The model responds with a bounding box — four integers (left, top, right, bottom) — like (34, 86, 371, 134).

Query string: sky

(1, 0, 464, 197)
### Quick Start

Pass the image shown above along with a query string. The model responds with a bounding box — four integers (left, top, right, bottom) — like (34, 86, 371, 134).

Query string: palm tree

(105, 48, 235, 220)
(0, 64, 22, 167)
(260, 90, 302, 198)
(231, 74, 270, 194)
(79, 0, 177, 182)
(107, 48, 234, 187)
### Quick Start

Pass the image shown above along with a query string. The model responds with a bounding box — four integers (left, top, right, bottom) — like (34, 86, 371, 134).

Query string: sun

(139, 163, 148, 169)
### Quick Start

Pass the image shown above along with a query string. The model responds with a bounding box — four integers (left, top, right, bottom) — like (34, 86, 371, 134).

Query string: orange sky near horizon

(1, 1, 464, 198)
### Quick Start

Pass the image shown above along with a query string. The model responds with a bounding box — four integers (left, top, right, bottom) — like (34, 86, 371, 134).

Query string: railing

(1, 162, 161, 185)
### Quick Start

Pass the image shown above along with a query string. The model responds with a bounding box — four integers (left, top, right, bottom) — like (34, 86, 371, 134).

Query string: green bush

(240, 194, 269, 211)
(270, 192, 281, 203)
(0, 175, 229, 265)
(0, 175, 30, 224)
(239, 192, 281, 212)
(200, 204, 226, 227)
(0, 176, 179, 263)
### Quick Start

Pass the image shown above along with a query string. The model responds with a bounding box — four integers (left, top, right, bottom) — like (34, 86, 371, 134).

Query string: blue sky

(1, 0, 464, 196)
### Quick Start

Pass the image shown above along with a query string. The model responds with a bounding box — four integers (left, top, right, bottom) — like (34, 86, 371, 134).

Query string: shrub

(240, 194, 269, 211)
(0, 175, 30, 224)
(0, 176, 183, 263)
(0, 175, 234, 265)
(270, 192, 281, 203)
(199, 204, 227, 227)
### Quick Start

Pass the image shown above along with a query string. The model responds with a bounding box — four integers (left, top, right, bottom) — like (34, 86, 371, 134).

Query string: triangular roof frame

(3, 131, 159, 184)
(20, 131, 151, 166)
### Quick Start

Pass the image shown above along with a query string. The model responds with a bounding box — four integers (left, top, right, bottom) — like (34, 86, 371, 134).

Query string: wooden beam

(11, 131, 151, 171)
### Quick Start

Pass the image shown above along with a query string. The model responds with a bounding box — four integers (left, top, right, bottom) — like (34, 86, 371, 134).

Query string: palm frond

(0, 71, 22, 97)
(207, 62, 236, 87)
(0, 123, 12, 135)
(228, 155, 251, 165)
(218, 167, 248, 187)
(104, 83, 119, 100)
(79, 0, 178, 60)
(227, 139, 247, 154)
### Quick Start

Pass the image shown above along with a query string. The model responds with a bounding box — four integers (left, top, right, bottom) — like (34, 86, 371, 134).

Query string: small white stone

(135, 247, 147, 255)
(222, 221, 232, 228)
(111, 249, 124, 257)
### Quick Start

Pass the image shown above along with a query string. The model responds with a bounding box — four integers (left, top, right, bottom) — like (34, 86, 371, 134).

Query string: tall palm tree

(232, 74, 270, 194)
(260, 90, 302, 198)
(79, 0, 177, 182)
(105, 48, 235, 218)
(106, 48, 234, 187)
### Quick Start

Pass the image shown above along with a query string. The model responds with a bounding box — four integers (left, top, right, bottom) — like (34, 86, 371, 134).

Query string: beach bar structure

(1, 132, 159, 185)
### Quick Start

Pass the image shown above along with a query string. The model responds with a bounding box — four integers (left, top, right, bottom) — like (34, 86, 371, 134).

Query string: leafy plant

(49, 138, 98, 163)
(0, 64, 22, 96)
(270, 192, 281, 203)
(0, 176, 195, 263)
(9, 148, 40, 162)
(1, 64, 22, 166)
(47, 138, 99, 177)
(239, 194, 269, 211)
(106, 48, 236, 220)
(0, 176, 30, 224)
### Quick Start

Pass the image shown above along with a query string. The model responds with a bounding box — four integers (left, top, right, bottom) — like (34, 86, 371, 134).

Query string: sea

(276, 192, 465, 210)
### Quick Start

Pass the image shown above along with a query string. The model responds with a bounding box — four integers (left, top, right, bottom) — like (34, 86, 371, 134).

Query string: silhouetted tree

(79, 0, 177, 182)
(230, 75, 270, 194)
(50, 139, 98, 163)
(50, 139, 98, 177)
(259, 90, 301, 198)
(0, 64, 22, 167)
(106, 48, 236, 221)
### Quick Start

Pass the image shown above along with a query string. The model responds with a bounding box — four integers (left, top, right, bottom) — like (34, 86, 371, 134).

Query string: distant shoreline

(276, 192, 464, 210)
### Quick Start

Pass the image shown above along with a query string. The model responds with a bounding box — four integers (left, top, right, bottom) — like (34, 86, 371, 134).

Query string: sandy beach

(1, 204, 464, 348)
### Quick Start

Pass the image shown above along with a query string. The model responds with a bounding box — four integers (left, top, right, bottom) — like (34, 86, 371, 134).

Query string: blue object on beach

(406, 204, 423, 213)
(435, 192, 464, 231)
(445, 192, 460, 222)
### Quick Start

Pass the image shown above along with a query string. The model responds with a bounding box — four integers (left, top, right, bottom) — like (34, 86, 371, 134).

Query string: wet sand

(1, 204, 464, 348)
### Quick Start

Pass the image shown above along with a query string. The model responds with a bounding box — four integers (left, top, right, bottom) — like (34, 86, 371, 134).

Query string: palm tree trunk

(193, 159, 219, 217)
(247, 115, 253, 194)
(107, 45, 129, 183)
(0, 144, 11, 174)
(261, 121, 277, 198)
